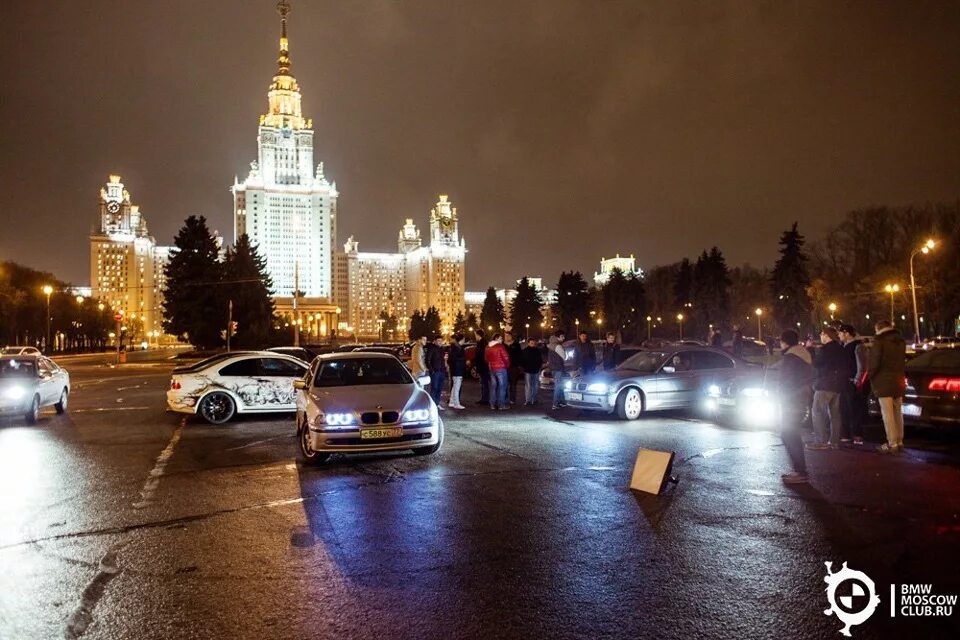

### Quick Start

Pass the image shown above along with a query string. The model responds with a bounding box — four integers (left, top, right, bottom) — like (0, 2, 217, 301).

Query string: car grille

(576, 383, 588, 391)
(360, 410, 400, 425)
(328, 432, 432, 446)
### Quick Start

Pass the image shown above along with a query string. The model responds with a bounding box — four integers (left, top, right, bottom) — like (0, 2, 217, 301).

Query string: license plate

(902, 403, 922, 417)
(718, 397, 736, 406)
(566, 392, 583, 401)
(360, 427, 402, 440)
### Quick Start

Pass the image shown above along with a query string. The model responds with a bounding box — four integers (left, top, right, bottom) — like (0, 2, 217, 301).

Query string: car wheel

(198, 392, 236, 424)
(25, 395, 40, 425)
(616, 387, 644, 420)
(55, 389, 69, 414)
(298, 418, 331, 465)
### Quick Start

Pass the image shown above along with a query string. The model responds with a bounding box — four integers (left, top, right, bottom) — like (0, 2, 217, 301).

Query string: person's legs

(478, 370, 489, 404)
(840, 388, 854, 441)
(878, 396, 897, 447)
(495, 370, 508, 408)
(450, 376, 462, 407)
(431, 371, 445, 405)
(780, 405, 807, 476)
(811, 391, 829, 444)
(525, 373, 539, 404)
(826, 391, 842, 446)
(552, 372, 565, 409)
(893, 396, 905, 448)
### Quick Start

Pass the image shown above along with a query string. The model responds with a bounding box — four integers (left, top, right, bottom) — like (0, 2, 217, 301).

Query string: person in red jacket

(485, 333, 511, 410)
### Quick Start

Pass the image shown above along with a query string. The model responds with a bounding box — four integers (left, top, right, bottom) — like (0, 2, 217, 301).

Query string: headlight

(707, 384, 721, 397)
(402, 408, 431, 423)
(3, 386, 25, 400)
(322, 412, 355, 427)
(741, 387, 766, 398)
(586, 382, 608, 393)
(564, 380, 573, 391)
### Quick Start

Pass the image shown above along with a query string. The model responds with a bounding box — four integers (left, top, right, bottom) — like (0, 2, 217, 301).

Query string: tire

(25, 395, 40, 425)
(615, 387, 644, 421)
(55, 389, 69, 414)
(298, 418, 331, 465)
(198, 391, 236, 425)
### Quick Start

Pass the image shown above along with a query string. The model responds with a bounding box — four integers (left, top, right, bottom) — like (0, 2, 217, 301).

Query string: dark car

(901, 349, 960, 426)
(267, 346, 320, 363)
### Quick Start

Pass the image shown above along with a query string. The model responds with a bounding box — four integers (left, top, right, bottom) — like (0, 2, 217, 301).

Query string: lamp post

(42, 285, 53, 354)
(677, 313, 684, 340)
(909, 239, 936, 344)
(884, 284, 899, 326)
(596, 317, 603, 341)
(646, 316, 652, 342)
(524, 323, 530, 340)
(755, 308, 763, 341)
(828, 302, 837, 321)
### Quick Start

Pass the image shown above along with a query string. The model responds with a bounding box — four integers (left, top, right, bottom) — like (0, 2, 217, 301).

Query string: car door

(257, 357, 309, 411)
(37, 358, 58, 405)
(655, 351, 698, 409)
(689, 351, 737, 402)
(216, 357, 263, 410)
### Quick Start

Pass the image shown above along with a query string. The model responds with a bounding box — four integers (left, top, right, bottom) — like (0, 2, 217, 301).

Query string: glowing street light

(827, 302, 837, 320)
(676, 313, 684, 340)
(646, 315, 652, 342)
(754, 308, 763, 340)
(42, 285, 54, 354)
(909, 238, 937, 343)
(884, 284, 900, 326)
(596, 317, 603, 340)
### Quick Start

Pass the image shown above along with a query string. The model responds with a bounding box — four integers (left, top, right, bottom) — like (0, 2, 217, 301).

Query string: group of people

(777, 319, 907, 485)
(408, 329, 622, 412)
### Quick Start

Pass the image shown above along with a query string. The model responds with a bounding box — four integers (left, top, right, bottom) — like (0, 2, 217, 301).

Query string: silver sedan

(562, 346, 760, 420)
(0, 355, 71, 423)
(294, 353, 443, 464)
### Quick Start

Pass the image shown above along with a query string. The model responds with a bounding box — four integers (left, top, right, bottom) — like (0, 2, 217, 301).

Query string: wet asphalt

(1, 350, 959, 639)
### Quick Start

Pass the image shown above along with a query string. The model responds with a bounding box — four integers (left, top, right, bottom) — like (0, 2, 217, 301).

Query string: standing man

(710, 328, 723, 347)
(474, 329, 490, 406)
(574, 331, 597, 376)
(548, 330, 568, 411)
(485, 333, 510, 410)
(427, 335, 447, 410)
(504, 331, 524, 405)
(601, 332, 620, 371)
(731, 325, 744, 359)
(410, 335, 428, 378)
(808, 326, 846, 450)
(778, 329, 815, 484)
(838, 324, 868, 445)
(868, 319, 907, 454)
(521, 337, 544, 405)
(447, 333, 466, 409)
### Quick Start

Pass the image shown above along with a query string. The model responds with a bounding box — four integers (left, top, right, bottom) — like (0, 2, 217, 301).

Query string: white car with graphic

(167, 351, 309, 424)
(295, 352, 443, 464)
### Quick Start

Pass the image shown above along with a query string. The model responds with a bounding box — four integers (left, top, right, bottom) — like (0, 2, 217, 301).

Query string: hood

(783, 345, 812, 365)
(307, 383, 427, 413)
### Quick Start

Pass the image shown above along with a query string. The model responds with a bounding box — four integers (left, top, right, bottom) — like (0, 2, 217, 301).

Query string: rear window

(907, 350, 960, 371)
(219, 358, 261, 377)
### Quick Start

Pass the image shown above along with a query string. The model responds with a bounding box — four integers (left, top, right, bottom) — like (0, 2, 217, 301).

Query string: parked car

(0, 355, 70, 423)
(1, 346, 42, 357)
(562, 346, 760, 420)
(540, 344, 644, 390)
(166, 351, 310, 424)
(900, 349, 960, 426)
(294, 353, 443, 463)
(351, 345, 404, 358)
(267, 346, 320, 363)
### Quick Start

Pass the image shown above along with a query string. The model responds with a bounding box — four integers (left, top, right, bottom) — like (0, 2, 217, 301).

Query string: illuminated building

(232, 0, 338, 301)
(594, 253, 643, 285)
(89, 175, 172, 341)
(340, 196, 466, 338)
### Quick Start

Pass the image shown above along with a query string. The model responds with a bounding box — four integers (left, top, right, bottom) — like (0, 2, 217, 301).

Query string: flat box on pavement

(630, 448, 675, 495)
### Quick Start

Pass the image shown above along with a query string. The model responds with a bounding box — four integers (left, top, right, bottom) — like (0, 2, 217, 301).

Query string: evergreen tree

(163, 215, 224, 349)
(771, 222, 813, 330)
(510, 277, 544, 335)
(480, 287, 505, 332)
(408, 310, 426, 340)
(553, 271, 590, 336)
(465, 311, 479, 334)
(673, 258, 693, 311)
(424, 306, 442, 337)
(223, 234, 274, 349)
(691, 247, 731, 335)
(452, 310, 467, 335)
(600, 268, 646, 342)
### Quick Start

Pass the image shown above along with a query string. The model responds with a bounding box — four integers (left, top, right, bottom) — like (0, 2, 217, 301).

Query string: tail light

(928, 378, 960, 392)
(170, 380, 182, 390)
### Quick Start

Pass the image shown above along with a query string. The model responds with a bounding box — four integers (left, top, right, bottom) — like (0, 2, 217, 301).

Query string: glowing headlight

(403, 408, 431, 423)
(3, 386, 25, 400)
(586, 382, 608, 393)
(564, 380, 573, 391)
(741, 387, 766, 398)
(324, 412, 355, 426)
(707, 384, 721, 397)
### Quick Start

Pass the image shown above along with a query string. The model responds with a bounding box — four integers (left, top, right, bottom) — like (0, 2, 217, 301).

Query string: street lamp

(754, 308, 763, 340)
(828, 302, 837, 320)
(909, 238, 936, 344)
(676, 313, 684, 340)
(596, 317, 603, 340)
(646, 316, 652, 342)
(42, 285, 53, 354)
(884, 284, 900, 326)
(524, 322, 530, 340)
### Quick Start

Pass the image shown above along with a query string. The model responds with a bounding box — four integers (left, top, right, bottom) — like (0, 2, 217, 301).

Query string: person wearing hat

(838, 323, 868, 445)
(807, 325, 847, 450)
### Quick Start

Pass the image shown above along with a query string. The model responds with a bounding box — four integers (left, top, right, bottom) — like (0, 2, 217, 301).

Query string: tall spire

(277, 0, 291, 76)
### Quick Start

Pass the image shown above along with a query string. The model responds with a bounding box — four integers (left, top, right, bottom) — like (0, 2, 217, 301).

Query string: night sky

(1, 1, 958, 290)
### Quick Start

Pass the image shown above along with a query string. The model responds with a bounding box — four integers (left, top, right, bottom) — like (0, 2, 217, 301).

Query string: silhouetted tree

(554, 271, 590, 336)
(223, 234, 274, 349)
(480, 287, 505, 332)
(510, 277, 544, 335)
(771, 223, 812, 331)
(163, 215, 224, 349)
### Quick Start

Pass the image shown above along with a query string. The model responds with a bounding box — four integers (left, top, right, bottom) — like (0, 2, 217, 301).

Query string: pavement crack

(63, 541, 129, 639)
(445, 428, 538, 462)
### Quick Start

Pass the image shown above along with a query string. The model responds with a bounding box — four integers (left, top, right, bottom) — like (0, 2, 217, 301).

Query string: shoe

(450, 404, 465, 410)
(805, 443, 831, 451)
(878, 443, 900, 455)
(551, 405, 560, 411)
(782, 472, 809, 484)
(437, 405, 446, 411)
(499, 406, 509, 411)
(853, 437, 864, 445)
(840, 438, 852, 443)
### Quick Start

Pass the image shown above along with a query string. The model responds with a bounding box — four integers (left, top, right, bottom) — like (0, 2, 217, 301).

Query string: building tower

(232, 0, 339, 301)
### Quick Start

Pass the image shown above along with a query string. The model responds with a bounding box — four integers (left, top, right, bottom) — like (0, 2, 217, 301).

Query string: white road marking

(132, 418, 186, 510)
(72, 406, 152, 413)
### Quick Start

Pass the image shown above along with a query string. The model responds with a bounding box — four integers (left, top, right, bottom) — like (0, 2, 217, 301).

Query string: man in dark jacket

(731, 326, 744, 359)
(474, 329, 489, 405)
(838, 324, 868, 445)
(601, 333, 620, 370)
(427, 336, 447, 410)
(868, 320, 907, 453)
(777, 329, 814, 484)
(574, 331, 596, 375)
(521, 337, 544, 405)
(447, 334, 467, 409)
(808, 326, 846, 449)
(504, 331, 524, 405)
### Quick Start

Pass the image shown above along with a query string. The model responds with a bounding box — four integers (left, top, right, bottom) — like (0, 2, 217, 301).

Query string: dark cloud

(1, 0, 958, 289)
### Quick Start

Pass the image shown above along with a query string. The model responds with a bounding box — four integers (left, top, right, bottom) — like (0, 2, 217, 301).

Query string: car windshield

(908, 349, 960, 371)
(616, 351, 667, 374)
(313, 357, 412, 387)
(0, 359, 37, 378)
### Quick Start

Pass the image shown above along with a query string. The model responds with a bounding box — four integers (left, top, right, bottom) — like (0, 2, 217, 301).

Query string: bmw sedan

(294, 353, 443, 464)
(562, 346, 760, 420)
(167, 351, 310, 424)
(0, 355, 71, 423)
(901, 348, 960, 426)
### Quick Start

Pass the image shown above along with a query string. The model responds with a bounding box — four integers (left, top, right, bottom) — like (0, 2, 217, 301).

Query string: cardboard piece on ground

(630, 448, 676, 495)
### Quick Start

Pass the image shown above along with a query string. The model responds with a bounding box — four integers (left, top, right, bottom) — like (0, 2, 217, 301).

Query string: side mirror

(661, 366, 676, 374)
(418, 374, 431, 387)
(293, 379, 307, 391)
